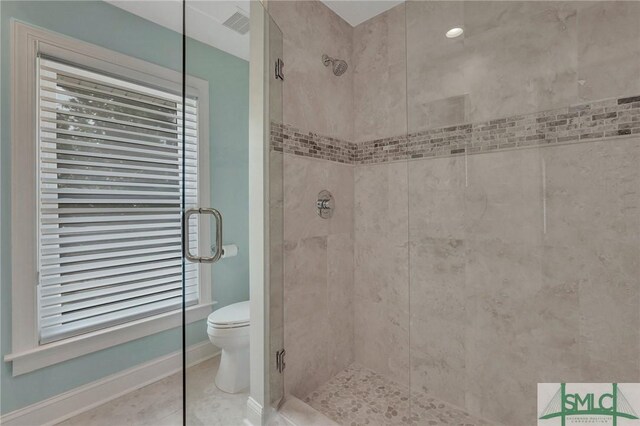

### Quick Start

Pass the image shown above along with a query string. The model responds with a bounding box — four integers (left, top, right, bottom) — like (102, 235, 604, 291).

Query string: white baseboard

(1, 341, 219, 426)
(245, 396, 265, 426)
(275, 396, 338, 426)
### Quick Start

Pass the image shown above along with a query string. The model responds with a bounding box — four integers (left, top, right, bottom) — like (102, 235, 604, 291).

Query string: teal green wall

(0, 1, 249, 414)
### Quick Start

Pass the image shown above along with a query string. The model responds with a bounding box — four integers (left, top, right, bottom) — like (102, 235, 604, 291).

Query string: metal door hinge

(275, 58, 284, 81)
(276, 349, 286, 373)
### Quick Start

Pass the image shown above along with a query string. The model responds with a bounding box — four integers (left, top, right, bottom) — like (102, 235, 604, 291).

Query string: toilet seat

(207, 323, 250, 338)
(206, 300, 251, 393)
(208, 321, 249, 330)
(207, 301, 250, 329)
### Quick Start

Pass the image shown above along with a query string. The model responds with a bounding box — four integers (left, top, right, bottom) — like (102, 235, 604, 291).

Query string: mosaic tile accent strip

(358, 95, 640, 164)
(304, 364, 494, 426)
(270, 122, 357, 164)
(273, 94, 640, 165)
(355, 135, 409, 164)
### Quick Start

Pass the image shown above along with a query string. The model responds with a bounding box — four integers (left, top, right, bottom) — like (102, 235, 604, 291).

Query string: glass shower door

(181, 1, 284, 424)
(1, 1, 191, 423)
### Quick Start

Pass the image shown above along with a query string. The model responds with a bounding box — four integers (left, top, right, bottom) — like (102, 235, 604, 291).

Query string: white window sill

(4, 302, 215, 376)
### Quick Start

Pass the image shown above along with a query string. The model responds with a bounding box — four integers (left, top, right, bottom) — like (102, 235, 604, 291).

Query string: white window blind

(38, 57, 199, 344)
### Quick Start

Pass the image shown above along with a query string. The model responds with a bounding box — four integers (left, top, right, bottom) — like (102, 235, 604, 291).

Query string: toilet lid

(207, 301, 250, 328)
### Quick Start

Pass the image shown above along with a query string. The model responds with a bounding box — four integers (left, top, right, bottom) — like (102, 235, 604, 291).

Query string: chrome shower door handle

(184, 207, 223, 263)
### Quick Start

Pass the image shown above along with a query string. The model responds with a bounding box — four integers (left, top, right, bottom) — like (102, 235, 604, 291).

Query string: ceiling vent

(223, 11, 250, 35)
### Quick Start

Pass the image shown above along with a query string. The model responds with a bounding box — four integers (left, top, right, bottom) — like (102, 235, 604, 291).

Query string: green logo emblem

(539, 383, 639, 426)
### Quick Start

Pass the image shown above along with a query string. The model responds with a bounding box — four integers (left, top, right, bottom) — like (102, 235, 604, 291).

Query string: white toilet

(207, 300, 250, 394)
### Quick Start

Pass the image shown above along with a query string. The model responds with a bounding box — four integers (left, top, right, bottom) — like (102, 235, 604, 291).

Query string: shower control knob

(317, 199, 330, 209)
(317, 190, 334, 219)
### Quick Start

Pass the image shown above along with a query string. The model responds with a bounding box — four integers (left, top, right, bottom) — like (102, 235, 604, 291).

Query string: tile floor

(58, 357, 494, 426)
(304, 364, 494, 426)
(57, 356, 248, 426)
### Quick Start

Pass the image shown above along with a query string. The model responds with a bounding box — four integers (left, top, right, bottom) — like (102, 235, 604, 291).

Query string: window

(38, 58, 199, 343)
(8, 22, 212, 375)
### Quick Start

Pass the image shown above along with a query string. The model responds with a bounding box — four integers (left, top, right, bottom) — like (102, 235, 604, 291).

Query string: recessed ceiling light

(446, 27, 464, 38)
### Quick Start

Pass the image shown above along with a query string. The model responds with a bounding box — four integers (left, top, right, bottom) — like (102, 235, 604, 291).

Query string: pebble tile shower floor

(304, 364, 493, 426)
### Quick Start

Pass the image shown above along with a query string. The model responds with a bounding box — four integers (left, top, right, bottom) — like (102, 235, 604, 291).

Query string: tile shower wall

(269, 0, 354, 142)
(269, 1, 355, 399)
(282, 155, 354, 398)
(350, 1, 640, 143)
(404, 1, 640, 132)
(274, 119, 640, 424)
(400, 2, 640, 425)
(271, 1, 640, 424)
(352, 3, 406, 143)
(354, 162, 410, 387)
(407, 137, 640, 425)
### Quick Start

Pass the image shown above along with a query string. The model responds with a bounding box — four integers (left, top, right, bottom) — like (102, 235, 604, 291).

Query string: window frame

(6, 21, 213, 376)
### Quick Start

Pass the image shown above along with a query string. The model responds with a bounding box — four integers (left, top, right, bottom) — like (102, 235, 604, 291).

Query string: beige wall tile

(463, 2, 578, 124)
(405, 1, 468, 132)
(328, 163, 354, 235)
(409, 237, 467, 407)
(284, 155, 329, 241)
(327, 233, 355, 377)
(282, 153, 354, 397)
(409, 237, 466, 324)
(406, 1, 465, 59)
(408, 156, 466, 240)
(577, 1, 640, 101)
(465, 148, 544, 245)
(269, 0, 354, 141)
(403, 1, 640, 132)
(284, 236, 329, 398)
(406, 2, 582, 131)
(284, 155, 356, 241)
(542, 138, 640, 246)
(537, 244, 583, 383)
(578, 241, 640, 381)
(464, 238, 544, 424)
(354, 162, 410, 386)
(353, 299, 389, 375)
(463, 1, 563, 38)
(284, 237, 328, 330)
(403, 137, 639, 424)
(410, 317, 466, 407)
(352, 3, 407, 143)
(464, 332, 538, 424)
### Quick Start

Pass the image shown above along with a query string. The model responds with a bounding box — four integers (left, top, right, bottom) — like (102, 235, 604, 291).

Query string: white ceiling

(106, 0, 250, 60)
(106, 0, 404, 61)
(321, 0, 404, 27)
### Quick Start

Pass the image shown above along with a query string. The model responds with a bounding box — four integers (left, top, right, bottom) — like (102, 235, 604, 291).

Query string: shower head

(322, 54, 348, 76)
